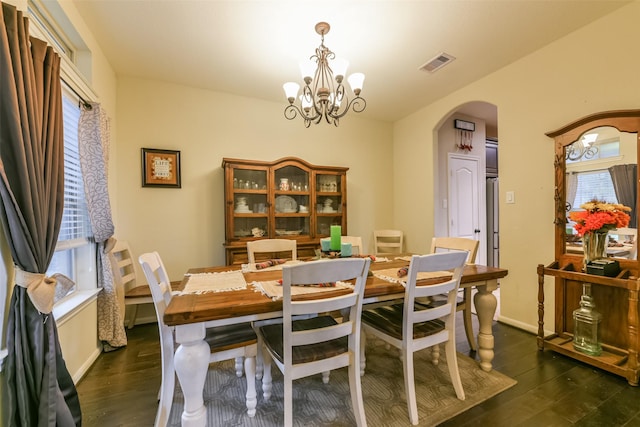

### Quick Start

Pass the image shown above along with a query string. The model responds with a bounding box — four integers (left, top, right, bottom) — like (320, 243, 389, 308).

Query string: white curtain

(566, 171, 578, 211)
(78, 103, 124, 349)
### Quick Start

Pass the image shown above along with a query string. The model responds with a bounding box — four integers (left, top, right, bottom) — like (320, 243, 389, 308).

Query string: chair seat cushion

(204, 323, 257, 352)
(259, 316, 348, 364)
(415, 293, 464, 308)
(362, 304, 445, 340)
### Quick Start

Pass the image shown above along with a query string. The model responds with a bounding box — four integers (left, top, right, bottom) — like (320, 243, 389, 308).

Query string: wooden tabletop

(164, 257, 508, 327)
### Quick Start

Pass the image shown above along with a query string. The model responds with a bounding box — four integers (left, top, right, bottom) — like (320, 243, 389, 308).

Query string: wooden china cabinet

(222, 157, 348, 265)
(537, 110, 640, 385)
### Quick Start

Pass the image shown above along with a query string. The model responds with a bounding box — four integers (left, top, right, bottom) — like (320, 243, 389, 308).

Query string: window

(48, 91, 96, 303)
(572, 169, 619, 208)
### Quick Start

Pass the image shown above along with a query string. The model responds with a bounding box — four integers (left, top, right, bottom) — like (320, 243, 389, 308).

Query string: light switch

(506, 191, 515, 204)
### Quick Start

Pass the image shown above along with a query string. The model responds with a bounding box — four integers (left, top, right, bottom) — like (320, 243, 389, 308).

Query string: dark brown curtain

(609, 164, 637, 228)
(0, 3, 81, 426)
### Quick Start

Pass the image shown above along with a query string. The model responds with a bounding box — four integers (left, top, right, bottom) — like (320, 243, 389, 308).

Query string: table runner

(373, 268, 452, 286)
(180, 270, 247, 294)
(241, 260, 305, 273)
(252, 280, 354, 301)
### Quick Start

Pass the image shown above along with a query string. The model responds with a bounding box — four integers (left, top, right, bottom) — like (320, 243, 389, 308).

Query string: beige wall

(393, 1, 640, 332)
(114, 78, 394, 281)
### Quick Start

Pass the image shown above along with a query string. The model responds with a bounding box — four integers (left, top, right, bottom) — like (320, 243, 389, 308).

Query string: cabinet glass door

(316, 173, 342, 236)
(233, 168, 268, 238)
(274, 165, 310, 237)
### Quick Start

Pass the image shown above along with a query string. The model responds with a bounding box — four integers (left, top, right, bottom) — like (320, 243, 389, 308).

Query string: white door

(447, 154, 485, 263)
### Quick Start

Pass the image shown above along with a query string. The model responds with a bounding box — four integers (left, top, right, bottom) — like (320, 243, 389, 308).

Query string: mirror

(546, 110, 640, 269)
(564, 126, 637, 259)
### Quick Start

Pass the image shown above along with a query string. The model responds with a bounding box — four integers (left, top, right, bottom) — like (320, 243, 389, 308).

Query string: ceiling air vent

(419, 52, 456, 73)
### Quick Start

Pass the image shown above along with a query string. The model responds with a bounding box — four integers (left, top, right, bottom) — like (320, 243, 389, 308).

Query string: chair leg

(261, 349, 272, 401)
(348, 358, 367, 427)
(156, 360, 175, 427)
(402, 350, 419, 425)
(431, 343, 440, 365)
(445, 338, 465, 400)
(127, 304, 138, 329)
(244, 355, 257, 417)
(462, 288, 477, 351)
(255, 341, 264, 380)
(235, 357, 244, 377)
(359, 331, 367, 377)
(284, 371, 293, 427)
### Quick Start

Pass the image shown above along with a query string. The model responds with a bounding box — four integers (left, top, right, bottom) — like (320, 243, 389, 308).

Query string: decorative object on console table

(573, 283, 602, 356)
(141, 148, 181, 188)
(568, 199, 631, 271)
(582, 232, 608, 267)
(586, 259, 620, 277)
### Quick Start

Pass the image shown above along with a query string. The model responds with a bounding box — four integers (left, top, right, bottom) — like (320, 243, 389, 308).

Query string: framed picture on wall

(141, 148, 181, 188)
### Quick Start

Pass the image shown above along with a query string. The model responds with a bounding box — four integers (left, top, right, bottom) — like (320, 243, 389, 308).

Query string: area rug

(168, 339, 516, 426)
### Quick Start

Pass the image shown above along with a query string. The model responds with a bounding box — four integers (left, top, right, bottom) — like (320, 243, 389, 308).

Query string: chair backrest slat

(247, 239, 297, 263)
(281, 258, 370, 367)
(430, 237, 479, 264)
(403, 252, 467, 334)
(373, 229, 403, 255)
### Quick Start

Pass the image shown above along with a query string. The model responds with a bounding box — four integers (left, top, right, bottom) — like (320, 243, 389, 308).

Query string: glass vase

(573, 283, 602, 356)
(582, 231, 608, 269)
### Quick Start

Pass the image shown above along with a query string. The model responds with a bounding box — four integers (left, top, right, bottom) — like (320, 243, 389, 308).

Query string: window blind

(59, 94, 92, 242)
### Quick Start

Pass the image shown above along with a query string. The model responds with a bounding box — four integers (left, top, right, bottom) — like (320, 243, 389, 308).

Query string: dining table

(164, 255, 508, 426)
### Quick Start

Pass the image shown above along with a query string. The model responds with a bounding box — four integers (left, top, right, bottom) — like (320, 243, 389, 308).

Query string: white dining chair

(360, 251, 468, 425)
(107, 239, 182, 329)
(258, 258, 371, 427)
(373, 229, 403, 256)
(609, 227, 637, 260)
(247, 238, 297, 263)
(138, 251, 258, 427)
(429, 236, 479, 351)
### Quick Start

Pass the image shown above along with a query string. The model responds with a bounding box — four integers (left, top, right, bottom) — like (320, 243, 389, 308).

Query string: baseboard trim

(497, 315, 553, 337)
(73, 346, 101, 384)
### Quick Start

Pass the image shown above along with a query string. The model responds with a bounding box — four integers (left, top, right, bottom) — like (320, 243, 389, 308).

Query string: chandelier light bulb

(300, 94, 312, 111)
(347, 73, 365, 95)
(283, 82, 300, 103)
(332, 58, 349, 81)
(299, 59, 315, 82)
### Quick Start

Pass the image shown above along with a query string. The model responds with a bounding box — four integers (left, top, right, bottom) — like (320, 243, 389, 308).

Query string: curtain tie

(14, 266, 74, 314)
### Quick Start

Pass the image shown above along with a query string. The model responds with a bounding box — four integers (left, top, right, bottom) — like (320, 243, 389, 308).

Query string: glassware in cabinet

(274, 165, 309, 193)
(233, 168, 267, 190)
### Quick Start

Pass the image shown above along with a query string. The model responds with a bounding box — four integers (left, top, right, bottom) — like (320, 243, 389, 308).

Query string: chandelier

(566, 133, 599, 161)
(283, 22, 366, 127)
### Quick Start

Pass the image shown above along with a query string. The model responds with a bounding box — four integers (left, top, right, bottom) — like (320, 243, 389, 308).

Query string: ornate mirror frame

(546, 109, 640, 273)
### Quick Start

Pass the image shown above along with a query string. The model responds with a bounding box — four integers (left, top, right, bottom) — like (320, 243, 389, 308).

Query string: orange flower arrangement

(568, 200, 631, 236)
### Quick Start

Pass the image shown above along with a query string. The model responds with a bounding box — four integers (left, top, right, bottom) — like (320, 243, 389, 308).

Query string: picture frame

(141, 148, 181, 188)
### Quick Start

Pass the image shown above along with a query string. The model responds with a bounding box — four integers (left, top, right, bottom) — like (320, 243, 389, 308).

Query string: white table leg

(473, 280, 498, 372)
(174, 323, 209, 427)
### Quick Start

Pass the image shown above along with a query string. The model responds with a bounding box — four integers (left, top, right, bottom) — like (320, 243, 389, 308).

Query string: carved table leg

(474, 280, 498, 372)
(174, 322, 209, 427)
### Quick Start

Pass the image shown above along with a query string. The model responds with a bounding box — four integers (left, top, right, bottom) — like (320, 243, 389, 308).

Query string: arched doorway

(433, 101, 498, 267)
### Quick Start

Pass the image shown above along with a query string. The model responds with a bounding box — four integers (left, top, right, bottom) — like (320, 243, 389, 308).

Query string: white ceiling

(70, 0, 630, 126)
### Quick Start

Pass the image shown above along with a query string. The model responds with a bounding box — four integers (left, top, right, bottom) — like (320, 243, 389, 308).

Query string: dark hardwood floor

(76, 314, 640, 426)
